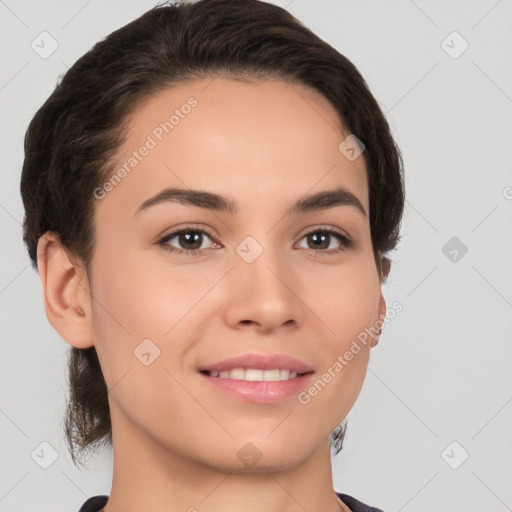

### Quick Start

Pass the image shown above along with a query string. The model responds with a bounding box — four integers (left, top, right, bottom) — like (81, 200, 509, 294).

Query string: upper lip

(198, 353, 314, 374)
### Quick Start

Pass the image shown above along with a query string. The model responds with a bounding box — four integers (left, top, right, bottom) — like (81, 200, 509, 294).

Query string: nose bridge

(224, 232, 302, 331)
(237, 233, 290, 300)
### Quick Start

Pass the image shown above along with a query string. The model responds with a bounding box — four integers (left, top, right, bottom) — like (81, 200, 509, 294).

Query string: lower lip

(199, 372, 315, 404)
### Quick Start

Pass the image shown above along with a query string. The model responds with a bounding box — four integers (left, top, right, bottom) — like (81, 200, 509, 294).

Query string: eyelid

(157, 223, 219, 242)
(156, 224, 222, 255)
(298, 224, 351, 242)
(295, 224, 354, 251)
(157, 223, 353, 256)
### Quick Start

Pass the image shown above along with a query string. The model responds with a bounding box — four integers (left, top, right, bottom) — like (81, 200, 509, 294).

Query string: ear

(378, 255, 391, 282)
(36, 232, 94, 349)
(371, 256, 391, 348)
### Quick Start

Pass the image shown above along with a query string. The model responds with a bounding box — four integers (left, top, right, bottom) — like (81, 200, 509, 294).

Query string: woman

(20, 1, 404, 510)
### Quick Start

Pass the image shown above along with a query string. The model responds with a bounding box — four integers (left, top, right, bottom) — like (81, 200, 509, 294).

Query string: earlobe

(37, 232, 94, 349)
(377, 293, 386, 323)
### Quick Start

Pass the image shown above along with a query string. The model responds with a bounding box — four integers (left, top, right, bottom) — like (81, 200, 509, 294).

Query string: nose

(222, 244, 304, 334)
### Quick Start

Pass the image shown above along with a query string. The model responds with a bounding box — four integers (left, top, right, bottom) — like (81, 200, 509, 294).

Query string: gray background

(1, 0, 511, 510)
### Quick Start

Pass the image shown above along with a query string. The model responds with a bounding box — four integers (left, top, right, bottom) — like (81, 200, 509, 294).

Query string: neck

(101, 406, 349, 512)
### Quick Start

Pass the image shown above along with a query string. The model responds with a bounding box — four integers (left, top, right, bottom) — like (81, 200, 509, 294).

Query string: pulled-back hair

(20, 0, 404, 465)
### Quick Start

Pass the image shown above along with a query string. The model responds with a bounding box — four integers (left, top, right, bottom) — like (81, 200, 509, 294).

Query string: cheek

(304, 256, 381, 343)
(288, 274, 379, 444)
(89, 260, 190, 427)
(87, 245, 171, 388)
(89, 245, 219, 387)
(302, 257, 380, 392)
(90, 244, 188, 337)
(297, 264, 379, 424)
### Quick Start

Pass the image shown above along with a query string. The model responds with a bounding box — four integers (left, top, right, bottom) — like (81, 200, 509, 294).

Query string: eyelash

(157, 225, 353, 257)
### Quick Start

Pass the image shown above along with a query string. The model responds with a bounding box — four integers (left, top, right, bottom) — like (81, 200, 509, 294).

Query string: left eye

(296, 229, 352, 252)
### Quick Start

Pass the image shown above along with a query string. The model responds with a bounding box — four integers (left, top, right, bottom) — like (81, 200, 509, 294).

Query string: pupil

(180, 232, 201, 250)
(310, 232, 328, 250)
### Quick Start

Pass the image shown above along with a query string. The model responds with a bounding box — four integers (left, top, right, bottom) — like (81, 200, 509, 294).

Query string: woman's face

(86, 77, 385, 471)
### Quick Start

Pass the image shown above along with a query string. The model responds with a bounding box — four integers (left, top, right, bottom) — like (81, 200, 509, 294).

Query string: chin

(203, 435, 318, 474)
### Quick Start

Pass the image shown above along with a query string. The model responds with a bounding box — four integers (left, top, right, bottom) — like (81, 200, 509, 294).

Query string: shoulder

(336, 492, 386, 512)
(78, 495, 109, 512)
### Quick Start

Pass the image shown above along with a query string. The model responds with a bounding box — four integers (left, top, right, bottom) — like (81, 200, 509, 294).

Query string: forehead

(95, 77, 369, 221)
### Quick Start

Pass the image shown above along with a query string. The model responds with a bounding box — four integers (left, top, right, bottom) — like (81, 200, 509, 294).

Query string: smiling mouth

(199, 368, 312, 381)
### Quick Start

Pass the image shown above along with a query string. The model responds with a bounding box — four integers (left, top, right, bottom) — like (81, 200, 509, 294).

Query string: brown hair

(20, 0, 404, 465)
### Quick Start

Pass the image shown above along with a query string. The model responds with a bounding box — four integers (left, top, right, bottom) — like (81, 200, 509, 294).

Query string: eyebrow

(134, 186, 367, 218)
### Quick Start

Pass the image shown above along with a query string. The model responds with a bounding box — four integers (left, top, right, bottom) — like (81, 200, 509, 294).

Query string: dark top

(78, 492, 385, 511)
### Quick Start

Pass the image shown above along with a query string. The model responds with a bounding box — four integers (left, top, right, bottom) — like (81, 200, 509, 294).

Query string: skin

(37, 77, 388, 512)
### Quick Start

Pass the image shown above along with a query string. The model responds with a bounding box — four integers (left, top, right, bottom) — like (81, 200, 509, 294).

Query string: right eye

(157, 227, 221, 256)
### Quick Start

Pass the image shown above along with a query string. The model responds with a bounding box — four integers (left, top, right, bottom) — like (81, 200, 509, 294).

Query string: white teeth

(245, 369, 263, 381)
(262, 369, 281, 382)
(229, 368, 245, 380)
(280, 369, 290, 380)
(207, 368, 300, 381)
